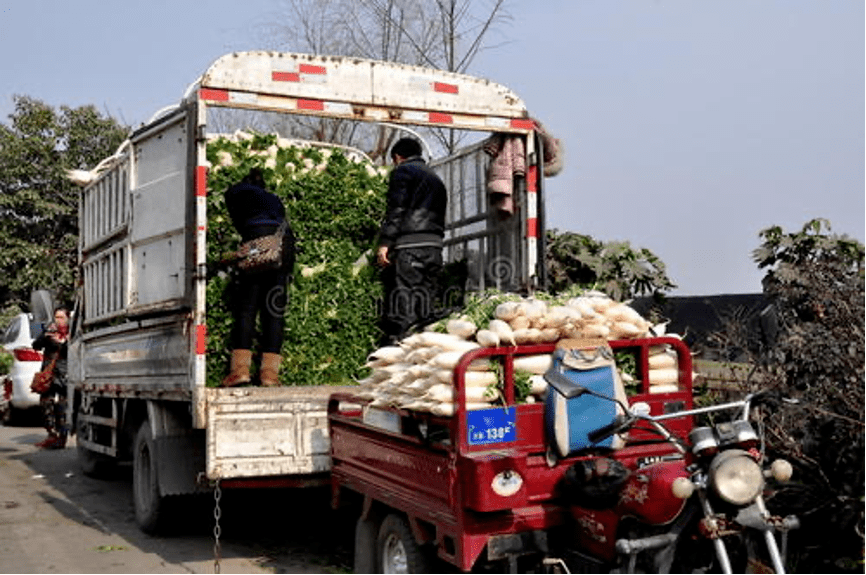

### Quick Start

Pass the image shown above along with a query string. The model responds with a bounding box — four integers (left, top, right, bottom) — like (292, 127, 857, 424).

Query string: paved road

(0, 415, 354, 574)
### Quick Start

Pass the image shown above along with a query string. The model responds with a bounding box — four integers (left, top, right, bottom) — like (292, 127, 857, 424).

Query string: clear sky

(2, 1, 863, 296)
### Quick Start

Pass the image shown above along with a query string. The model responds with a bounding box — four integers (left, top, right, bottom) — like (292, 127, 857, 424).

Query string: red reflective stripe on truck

(429, 112, 453, 124)
(526, 218, 539, 238)
(196, 325, 207, 355)
(273, 71, 301, 82)
(200, 88, 230, 102)
(196, 166, 208, 197)
(527, 165, 538, 193)
(511, 118, 535, 130)
(298, 99, 325, 111)
(433, 82, 458, 94)
(299, 63, 327, 75)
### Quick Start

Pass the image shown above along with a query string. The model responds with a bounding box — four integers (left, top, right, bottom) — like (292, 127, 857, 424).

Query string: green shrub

(0, 349, 13, 376)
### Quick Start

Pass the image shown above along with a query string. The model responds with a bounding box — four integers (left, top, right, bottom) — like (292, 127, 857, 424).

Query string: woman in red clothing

(32, 306, 70, 449)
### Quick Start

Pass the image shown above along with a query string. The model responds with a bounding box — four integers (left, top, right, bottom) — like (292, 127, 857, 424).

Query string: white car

(1, 313, 45, 425)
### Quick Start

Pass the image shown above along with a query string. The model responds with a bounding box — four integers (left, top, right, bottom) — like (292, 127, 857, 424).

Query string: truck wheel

(376, 514, 434, 574)
(354, 514, 380, 573)
(133, 421, 167, 534)
(0, 404, 15, 426)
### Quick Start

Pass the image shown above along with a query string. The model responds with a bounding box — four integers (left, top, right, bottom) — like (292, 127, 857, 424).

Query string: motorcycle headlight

(709, 449, 764, 505)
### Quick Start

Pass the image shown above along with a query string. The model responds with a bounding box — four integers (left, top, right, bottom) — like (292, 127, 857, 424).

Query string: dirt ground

(0, 414, 354, 574)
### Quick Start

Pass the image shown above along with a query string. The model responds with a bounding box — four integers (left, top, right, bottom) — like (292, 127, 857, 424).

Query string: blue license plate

(467, 407, 516, 446)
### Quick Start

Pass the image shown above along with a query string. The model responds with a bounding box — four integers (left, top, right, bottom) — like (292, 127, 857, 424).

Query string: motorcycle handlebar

(587, 414, 633, 445)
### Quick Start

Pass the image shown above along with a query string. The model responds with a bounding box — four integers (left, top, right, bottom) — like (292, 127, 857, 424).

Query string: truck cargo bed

(206, 385, 354, 479)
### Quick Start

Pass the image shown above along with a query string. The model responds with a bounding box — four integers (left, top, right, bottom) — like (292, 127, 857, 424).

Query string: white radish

(430, 402, 494, 417)
(419, 332, 480, 353)
(494, 301, 521, 321)
(513, 328, 541, 345)
(405, 377, 436, 393)
(610, 321, 644, 339)
(648, 368, 679, 386)
(488, 319, 517, 346)
(649, 384, 680, 394)
(539, 328, 561, 343)
(529, 374, 548, 395)
(400, 333, 424, 348)
(520, 298, 548, 320)
(567, 297, 599, 320)
(648, 351, 677, 370)
(402, 399, 434, 412)
(389, 371, 415, 386)
(463, 371, 498, 387)
(380, 362, 413, 375)
(513, 354, 553, 375)
(509, 316, 531, 330)
(476, 329, 500, 348)
(424, 383, 499, 403)
(430, 351, 490, 371)
(590, 295, 614, 313)
(581, 323, 611, 339)
(605, 304, 645, 325)
(560, 324, 581, 339)
(405, 346, 440, 364)
(544, 306, 574, 328)
(366, 345, 405, 365)
(446, 318, 477, 339)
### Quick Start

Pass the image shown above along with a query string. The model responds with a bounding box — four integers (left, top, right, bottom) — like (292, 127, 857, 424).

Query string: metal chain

(213, 479, 222, 574)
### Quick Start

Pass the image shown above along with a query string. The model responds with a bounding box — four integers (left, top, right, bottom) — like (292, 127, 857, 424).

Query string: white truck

(67, 51, 553, 533)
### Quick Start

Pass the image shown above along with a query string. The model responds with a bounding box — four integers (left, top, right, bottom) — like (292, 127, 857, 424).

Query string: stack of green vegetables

(205, 132, 388, 387)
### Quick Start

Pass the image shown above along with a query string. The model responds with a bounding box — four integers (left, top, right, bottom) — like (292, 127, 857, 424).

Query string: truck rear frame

(69, 51, 553, 531)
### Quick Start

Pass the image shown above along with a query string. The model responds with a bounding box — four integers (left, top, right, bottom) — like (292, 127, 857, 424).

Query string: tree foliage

(0, 95, 128, 310)
(545, 228, 676, 301)
(716, 218, 864, 572)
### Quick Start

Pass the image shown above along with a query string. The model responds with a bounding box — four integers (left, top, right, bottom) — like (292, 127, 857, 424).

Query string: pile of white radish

(353, 291, 685, 416)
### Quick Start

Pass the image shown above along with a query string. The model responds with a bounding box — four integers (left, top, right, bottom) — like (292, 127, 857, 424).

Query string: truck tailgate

(205, 385, 352, 479)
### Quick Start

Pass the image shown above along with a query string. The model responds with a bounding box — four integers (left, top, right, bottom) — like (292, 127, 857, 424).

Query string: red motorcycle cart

(328, 337, 697, 573)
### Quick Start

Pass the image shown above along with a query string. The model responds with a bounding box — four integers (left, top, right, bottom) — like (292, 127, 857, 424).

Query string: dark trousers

(230, 268, 289, 353)
(41, 374, 68, 437)
(381, 246, 442, 342)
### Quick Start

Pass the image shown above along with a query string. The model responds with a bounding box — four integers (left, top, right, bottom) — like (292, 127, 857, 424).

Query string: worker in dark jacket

(377, 137, 447, 343)
(222, 167, 295, 387)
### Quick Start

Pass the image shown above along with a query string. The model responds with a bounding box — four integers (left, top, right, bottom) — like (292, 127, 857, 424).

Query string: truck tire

(1, 404, 16, 426)
(133, 421, 168, 534)
(354, 514, 379, 574)
(376, 514, 434, 574)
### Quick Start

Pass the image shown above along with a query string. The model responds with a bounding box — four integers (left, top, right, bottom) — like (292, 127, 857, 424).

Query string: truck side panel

(433, 142, 528, 292)
(78, 316, 189, 392)
(129, 114, 193, 312)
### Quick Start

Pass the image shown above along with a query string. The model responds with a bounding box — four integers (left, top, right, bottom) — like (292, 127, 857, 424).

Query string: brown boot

(221, 349, 253, 387)
(259, 352, 282, 387)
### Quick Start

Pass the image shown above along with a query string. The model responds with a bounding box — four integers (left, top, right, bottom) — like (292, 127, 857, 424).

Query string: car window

(1, 317, 21, 345)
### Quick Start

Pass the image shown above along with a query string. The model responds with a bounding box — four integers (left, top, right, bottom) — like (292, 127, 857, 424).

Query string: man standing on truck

(377, 137, 447, 344)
